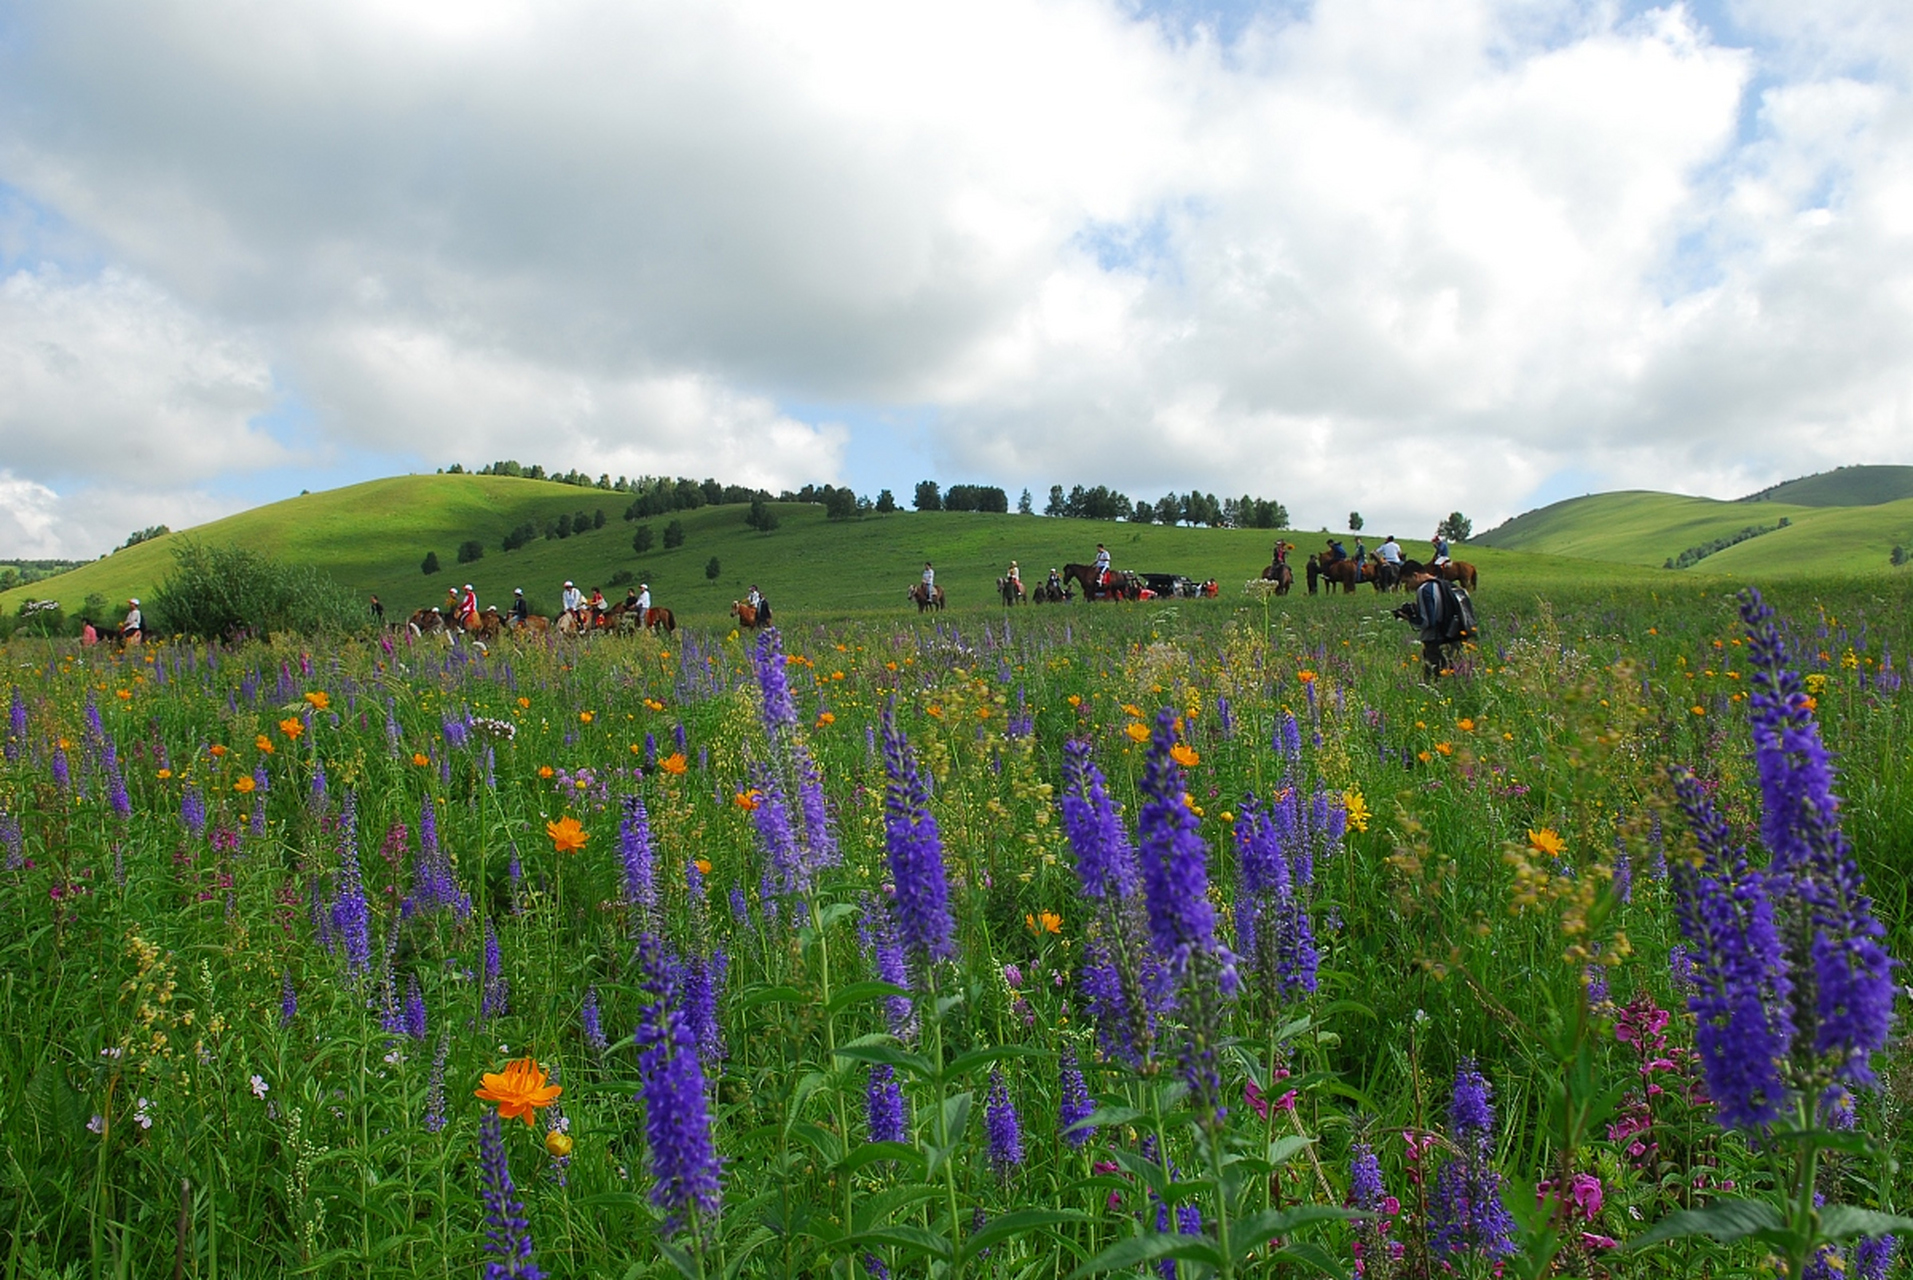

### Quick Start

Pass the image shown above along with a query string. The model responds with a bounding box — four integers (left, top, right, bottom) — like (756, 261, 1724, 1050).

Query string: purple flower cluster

(634, 941, 722, 1228)
(1233, 791, 1319, 1004)
(582, 987, 608, 1056)
(1428, 1060, 1516, 1259)
(985, 1068, 1024, 1175)
(402, 797, 470, 921)
(1058, 1047, 1096, 1147)
(866, 1064, 906, 1144)
(1061, 740, 1139, 900)
(482, 920, 510, 1019)
(330, 794, 371, 976)
(880, 706, 956, 966)
(477, 1111, 544, 1278)
(619, 794, 658, 922)
(752, 629, 799, 735)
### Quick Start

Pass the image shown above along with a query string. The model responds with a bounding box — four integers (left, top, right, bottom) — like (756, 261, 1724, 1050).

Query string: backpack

(1440, 581, 1477, 643)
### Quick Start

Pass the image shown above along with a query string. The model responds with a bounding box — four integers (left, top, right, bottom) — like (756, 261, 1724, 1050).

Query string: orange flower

(1169, 743, 1200, 768)
(303, 691, 330, 711)
(538, 765, 555, 778)
(1456, 718, 1475, 732)
(233, 776, 256, 794)
(115, 688, 132, 701)
(734, 789, 762, 811)
(1121, 703, 1144, 717)
(547, 816, 589, 854)
(815, 711, 836, 726)
(1026, 911, 1063, 935)
(658, 752, 688, 775)
(1434, 742, 1453, 756)
(157, 768, 173, 780)
(1124, 721, 1151, 743)
(693, 858, 713, 876)
(279, 717, 304, 740)
(1296, 670, 1317, 684)
(209, 744, 228, 758)
(255, 734, 274, 754)
(412, 752, 431, 767)
(1416, 750, 1432, 763)
(885, 661, 899, 672)
(1690, 705, 1706, 717)
(926, 705, 943, 719)
(1528, 828, 1566, 857)
(579, 711, 594, 724)
(517, 696, 531, 709)
(474, 1058, 562, 1126)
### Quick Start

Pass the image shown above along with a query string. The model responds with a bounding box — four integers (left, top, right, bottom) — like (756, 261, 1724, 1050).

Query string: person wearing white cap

(636, 581, 651, 615)
(121, 597, 144, 643)
(458, 583, 478, 626)
(508, 588, 529, 627)
(561, 580, 583, 613)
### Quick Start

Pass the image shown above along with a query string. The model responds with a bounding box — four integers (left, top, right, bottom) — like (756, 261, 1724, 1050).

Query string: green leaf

(722, 1227, 778, 1280)
(1266, 1134, 1315, 1167)
(1068, 1104, 1146, 1131)
(831, 1042, 935, 1078)
(824, 981, 914, 1014)
(836, 1224, 954, 1261)
(941, 1091, 974, 1147)
(838, 1142, 925, 1175)
(1629, 1198, 1793, 1249)
(657, 1238, 702, 1280)
(816, 901, 861, 930)
(959, 1209, 1093, 1263)
(1819, 1205, 1913, 1242)
(944, 1043, 1045, 1079)
(788, 1121, 844, 1166)
(738, 985, 808, 1010)
(1229, 1206, 1363, 1263)
(1068, 1232, 1224, 1278)
(1265, 1241, 1354, 1278)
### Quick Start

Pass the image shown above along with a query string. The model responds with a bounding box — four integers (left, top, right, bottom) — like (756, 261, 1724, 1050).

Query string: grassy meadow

(3, 566, 1912, 1278)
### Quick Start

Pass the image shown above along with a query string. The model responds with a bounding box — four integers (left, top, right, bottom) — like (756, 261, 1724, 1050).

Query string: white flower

(134, 1098, 153, 1129)
(382, 1048, 406, 1066)
(99, 1046, 123, 1059)
(87, 1114, 105, 1134)
(250, 1074, 269, 1100)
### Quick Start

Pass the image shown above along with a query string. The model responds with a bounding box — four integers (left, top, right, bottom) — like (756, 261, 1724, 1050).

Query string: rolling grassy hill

(2, 474, 1663, 627)
(1739, 464, 1913, 508)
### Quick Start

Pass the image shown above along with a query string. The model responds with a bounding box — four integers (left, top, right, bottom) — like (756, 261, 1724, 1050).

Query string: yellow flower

(1169, 742, 1200, 768)
(1342, 790, 1370, 833)
(1182, 794, 1205, 818)
(412, 752, 431, 767)
(545, 1130, 574, 1158)
(658, 752, 688, 775)
(1804, 673, 1828, 696)
(474, 1058, 562, 1126)
(547, 816, 589, 854)
(278, 717, 304, 740)
(1528, 828, 1566, 857)
(303, 691, 330, 711)
(1124, 721, 1151, 743)
(233, 776, 255, 794)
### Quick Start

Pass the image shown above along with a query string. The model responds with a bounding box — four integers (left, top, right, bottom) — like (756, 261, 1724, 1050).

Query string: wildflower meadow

(4, 580, 1912, 1278)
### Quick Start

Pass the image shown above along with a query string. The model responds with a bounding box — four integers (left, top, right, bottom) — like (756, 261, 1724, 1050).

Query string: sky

(1, 0, 1909, 557)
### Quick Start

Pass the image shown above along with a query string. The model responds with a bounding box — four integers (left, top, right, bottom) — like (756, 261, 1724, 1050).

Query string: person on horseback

(1046, 567, 1063, 596)
(121, 598, 143, 643)
(1377, 535, 1404, 590)
(636, 582, 651, 615)
(561, 579, 584, 621)
(1432, 530, 1450, 566)
(458, 584, 479, 627)
(747, 584, 763, 612)
(1093, 543, 1111, 589)
(509, 588, 529, 627)
(1353, 538, 1366, 575)
(588, 587, 608, 626)
(1273, 540, 1289, 569)
(922, 562, 935, 589)
(1325, 539, 1348, 567)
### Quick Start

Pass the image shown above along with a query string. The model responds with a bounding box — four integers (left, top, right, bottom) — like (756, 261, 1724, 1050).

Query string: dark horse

(1063, 563, 1139, 601)
(1319, 557, 1370, 594)
(1033, 578, 1071, 603)
(1261, 561, 1294, 595)
(909, 582, 946, 612)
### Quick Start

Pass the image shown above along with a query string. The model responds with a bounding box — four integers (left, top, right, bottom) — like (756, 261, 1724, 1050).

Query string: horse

(732, 601, 767, 629)
(645, 607, 676, 633)
(407, 608, 446, 637)
(461, 607, 504, 642)
(1063, 563, 1139, 601)
(1399, 559, 1479, 591)
(909, 582, 946, 612)
(997, 576, 1026, 606)
(1033, 578, 1072, 603)
(1319, 557, 1368, 594)
(509, 614, 550, 636)
(1260, 561, 1294, 595)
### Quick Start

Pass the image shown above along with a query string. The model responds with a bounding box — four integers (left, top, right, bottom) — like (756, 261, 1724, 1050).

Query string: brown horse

(1318, 557, 1370, 594)
(1063, 563, 1139, 601)
(732, 601, 764, 629)
(645, 607, 676, 633)
(407, 607, 445, 636)
(510, 614, 551, 636)
(909, 582, 946, 612)
(1400, 559, 1479, 591)
(1260, 559, 1294, 595)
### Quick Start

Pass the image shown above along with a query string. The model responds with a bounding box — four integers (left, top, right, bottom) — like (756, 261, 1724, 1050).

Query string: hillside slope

(1471, 491, 1821, 566)
(2, 475, 1656, 625)
(1740, 465, 1913, 508)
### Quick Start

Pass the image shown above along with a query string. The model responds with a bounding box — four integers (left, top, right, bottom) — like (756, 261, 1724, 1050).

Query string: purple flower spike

(477, 1111, 544, 1278)
(880, 705, 956, 967)
(985, 1067, 1024, 1175)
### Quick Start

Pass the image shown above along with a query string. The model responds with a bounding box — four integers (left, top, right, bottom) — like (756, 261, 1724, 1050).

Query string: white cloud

(0, 0, 1910, 543)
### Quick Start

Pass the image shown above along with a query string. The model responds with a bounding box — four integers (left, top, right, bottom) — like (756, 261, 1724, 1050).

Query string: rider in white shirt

(1093, 543, 1111, 586)
(561, 580, 584, 614)
(636, 583, 651, 613)
(122, 598, 143, 639)
(922, 562, 935, 588)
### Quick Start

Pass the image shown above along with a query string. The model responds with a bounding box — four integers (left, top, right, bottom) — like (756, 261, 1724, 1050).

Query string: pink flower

(1246, 1071, 1296, 1120)
(1567, 1173, 1603, 1221)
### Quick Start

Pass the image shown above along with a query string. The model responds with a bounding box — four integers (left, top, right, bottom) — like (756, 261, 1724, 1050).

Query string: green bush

(705, 556, 721, 580)
(457, 539, 484, 564)
(664, 520, 685, 549)
(633, 524, 655, 554)
(148, 541, 362, 639)
(422, 550, 441, 575)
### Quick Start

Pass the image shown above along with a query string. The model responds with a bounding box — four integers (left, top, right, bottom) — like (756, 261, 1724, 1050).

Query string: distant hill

(1, 474, 1647, 626)
(1739, 465, 1913, 508)
(1474, 484, 1913, 575)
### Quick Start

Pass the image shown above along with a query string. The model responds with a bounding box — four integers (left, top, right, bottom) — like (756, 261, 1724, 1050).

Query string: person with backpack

(1395, 568, 1476, 678)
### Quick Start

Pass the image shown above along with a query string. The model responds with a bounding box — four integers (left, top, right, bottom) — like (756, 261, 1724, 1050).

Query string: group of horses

(730, 599, 774, 628)
(405, 599, 675, 643)
(1255, 541, 1479, 596)
(995, 575, 1074, 605)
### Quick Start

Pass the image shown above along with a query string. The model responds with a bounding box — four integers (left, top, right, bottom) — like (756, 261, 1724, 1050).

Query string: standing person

(121, 598, 144, 644)
(81, 618, 99, 646)
(561, 580, 584, 623)
(1394, 568, 1471, 679)
(509, 588, 529, 627)
(369, 593, 384, 624)
(1093, 543, 1111, 588)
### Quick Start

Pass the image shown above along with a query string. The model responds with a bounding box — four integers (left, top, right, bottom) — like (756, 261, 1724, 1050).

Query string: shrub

(824, 488, 858, 521)
(592, 509, 606, 530)
(664, 520, 685, 549)
(1894, 544, 1908, 567)
(745, 497, 780, 533)
(1438, 511, 1473, 542)
(1349, 511, 1364, 532)
(705, 556, 721, 580)
(457, 540, 485, 564)
(556, 514, 572, 539)
(913, 480, 941, 511)
(633, 525, 655, 554)
(875, 489, 897, 514)
(609, 569, 635, 587)
(150, 541, 361, 638)
(422, 550, 441, 575)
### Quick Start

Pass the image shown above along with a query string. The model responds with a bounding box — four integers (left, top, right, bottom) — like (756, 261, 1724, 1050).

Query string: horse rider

(922, 561, 935, 589)
(588, 587, 608, 625)
(624, 584, 640, 611)
(458, 583, 479, 627)
(1432, 530, 1451, 566)
(747, 583, 764, 612)
(1325, 538, 1348, 566)
(1272, 540, 1290, 570)
(509, 588, 529, 628)
(1352, 538, 1367, 576)
(1093, 543, 1112, 588)
(636, 582, 652, 617)
(121, 597, 144, 644)
(561, 580, 585, 625)
(1046, 567, 1064, 597)
(370, 594, 384, 624)
(1377, 535, 1404, 590)
(1007, 560, 1022, 596)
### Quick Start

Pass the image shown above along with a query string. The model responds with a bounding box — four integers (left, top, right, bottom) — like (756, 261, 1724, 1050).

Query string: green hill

(1740, 465, 1913, 508)
(1471, 491, 1817, 566)
(3, 474, 1657, 627)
